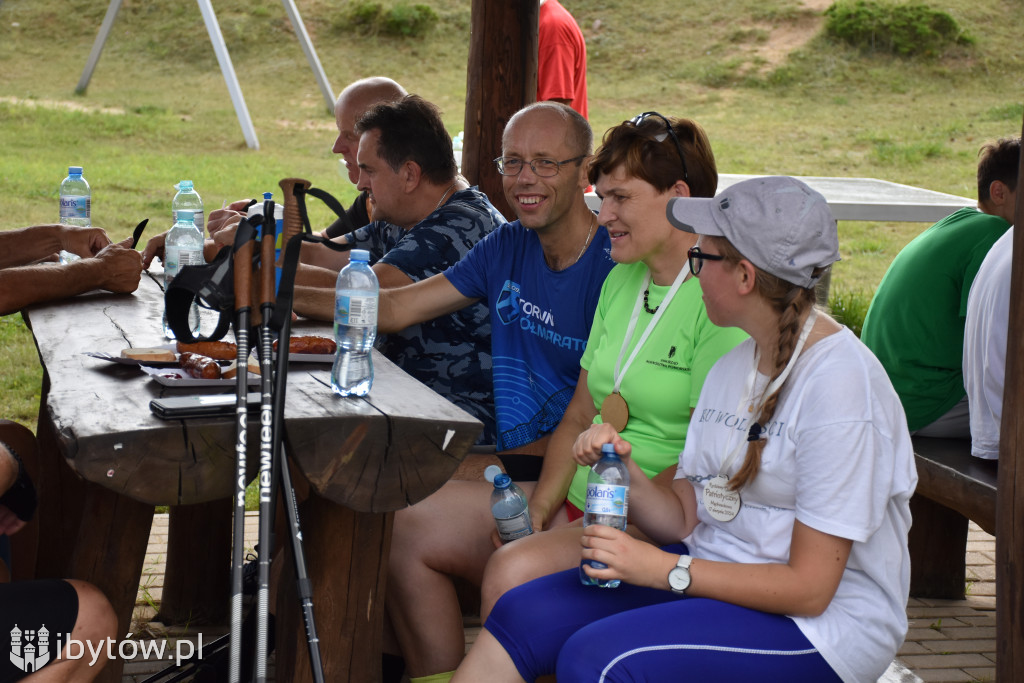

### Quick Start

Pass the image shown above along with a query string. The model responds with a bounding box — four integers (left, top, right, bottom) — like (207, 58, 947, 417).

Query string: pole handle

(233, 220, 255, 310)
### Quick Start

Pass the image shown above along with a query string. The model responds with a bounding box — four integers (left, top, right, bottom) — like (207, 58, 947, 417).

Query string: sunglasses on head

(631, 111, 689, 183)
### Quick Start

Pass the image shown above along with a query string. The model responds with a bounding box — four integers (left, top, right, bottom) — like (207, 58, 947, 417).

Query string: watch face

(668, 567, 690, 592)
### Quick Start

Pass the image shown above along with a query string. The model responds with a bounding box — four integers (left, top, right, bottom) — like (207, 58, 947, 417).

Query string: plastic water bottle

(485, 465, 533, 543)
(172, 180, 204, 233)
(59, 166, 91, 227)
(163, 209, 204, 339)
(331, 249, 378, 396)
(580, 443, 630, 588)
(58, 166, 91, 264)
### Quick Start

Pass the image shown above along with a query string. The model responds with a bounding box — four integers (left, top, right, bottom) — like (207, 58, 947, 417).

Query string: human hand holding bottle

(573, 423, 632, 468)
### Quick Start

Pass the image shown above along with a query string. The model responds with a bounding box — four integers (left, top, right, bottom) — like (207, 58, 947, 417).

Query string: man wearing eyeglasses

(296, 101, 611, 457)
(346, 101, 613, 683)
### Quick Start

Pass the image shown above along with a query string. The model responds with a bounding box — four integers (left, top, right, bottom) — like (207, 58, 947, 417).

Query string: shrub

(824, 0, 973, 58)
(383, 3, 438, 37)
(339, 1, 438, 38)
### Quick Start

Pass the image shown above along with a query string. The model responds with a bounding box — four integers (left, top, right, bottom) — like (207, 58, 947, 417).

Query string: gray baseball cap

(666, 175, 840, 288)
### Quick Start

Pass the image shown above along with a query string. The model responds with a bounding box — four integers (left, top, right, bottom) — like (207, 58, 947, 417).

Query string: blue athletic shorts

(485, 544, 841, 682)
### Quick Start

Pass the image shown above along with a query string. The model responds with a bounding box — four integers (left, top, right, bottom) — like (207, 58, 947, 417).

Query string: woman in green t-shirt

(478, 114, 748, 623)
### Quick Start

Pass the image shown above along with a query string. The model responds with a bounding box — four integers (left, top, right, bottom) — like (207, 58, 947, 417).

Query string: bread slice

(222, 357, 261, 379)
(121, 347, 176, 363)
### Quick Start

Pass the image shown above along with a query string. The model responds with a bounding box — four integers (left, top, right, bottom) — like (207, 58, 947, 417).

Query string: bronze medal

(600, 392, 630, 432)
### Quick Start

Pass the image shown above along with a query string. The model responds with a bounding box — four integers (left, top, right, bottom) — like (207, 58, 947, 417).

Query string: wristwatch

(668, 554, 693, 594)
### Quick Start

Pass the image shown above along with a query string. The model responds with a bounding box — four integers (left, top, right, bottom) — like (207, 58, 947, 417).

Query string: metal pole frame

(280, 0, 335, 113)
(75, 0, 337, 148)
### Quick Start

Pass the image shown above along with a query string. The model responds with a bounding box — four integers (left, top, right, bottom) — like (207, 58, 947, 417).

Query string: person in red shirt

(538, 0, 588, 119)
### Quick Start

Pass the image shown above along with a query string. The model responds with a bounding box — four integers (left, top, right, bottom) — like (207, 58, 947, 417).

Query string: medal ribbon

(611, 261, 691, 394)
(717, 308, 819, 477)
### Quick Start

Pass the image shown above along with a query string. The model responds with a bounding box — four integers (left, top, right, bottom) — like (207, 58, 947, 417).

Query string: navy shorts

(486, 545, 841, 682)
(0, 580, 79, 683)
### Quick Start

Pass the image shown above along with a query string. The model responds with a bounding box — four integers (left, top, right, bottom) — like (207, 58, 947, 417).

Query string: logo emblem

(10, 624, 52, 673)
(495, 280, 521, 326)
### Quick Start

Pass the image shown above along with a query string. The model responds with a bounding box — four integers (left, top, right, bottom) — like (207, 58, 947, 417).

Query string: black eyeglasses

(493, 155, 586, 177)
(687, 246, 725, 275)
(631, 111, 689, 183)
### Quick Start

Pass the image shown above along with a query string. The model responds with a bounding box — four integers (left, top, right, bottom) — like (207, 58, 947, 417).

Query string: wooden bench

(908, 435, 997, 599)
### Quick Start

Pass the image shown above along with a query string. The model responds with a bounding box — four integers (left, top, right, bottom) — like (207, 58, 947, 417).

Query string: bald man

(323, 76, 408, 239)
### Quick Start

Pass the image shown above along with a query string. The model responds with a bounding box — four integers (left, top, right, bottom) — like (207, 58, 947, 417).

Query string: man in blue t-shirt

(371, 102, 613, 457)
(293, 95, 504, 443)
(370, 102, 614, 681)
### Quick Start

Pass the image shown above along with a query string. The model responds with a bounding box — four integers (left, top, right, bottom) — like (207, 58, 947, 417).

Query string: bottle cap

(484, 465, 502, 483)
(350, 249, 370, 262)
(69, 166, 83, 175)
(601, 443, 617, 456)
(263, 192, 273, 200)
(492, 473, 511, 489)
(177, 180, 193, 191)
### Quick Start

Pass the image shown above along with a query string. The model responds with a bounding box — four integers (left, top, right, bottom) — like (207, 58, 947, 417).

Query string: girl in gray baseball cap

(454, 176, 917, 683)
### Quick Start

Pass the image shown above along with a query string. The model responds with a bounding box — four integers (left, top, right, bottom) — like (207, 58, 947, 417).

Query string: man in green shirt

(861, 137, 1019, 434)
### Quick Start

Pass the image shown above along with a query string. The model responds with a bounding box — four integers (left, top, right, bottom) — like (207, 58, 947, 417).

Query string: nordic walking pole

(271, 228, 328, 682)
(253, 196, 278, 683)
(229, 219, 256, 683)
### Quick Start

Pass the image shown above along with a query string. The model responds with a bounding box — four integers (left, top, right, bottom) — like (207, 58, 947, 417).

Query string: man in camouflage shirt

(295, 94, 504, 443)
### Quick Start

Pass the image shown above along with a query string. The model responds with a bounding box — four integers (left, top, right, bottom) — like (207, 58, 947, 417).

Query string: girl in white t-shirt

(452, 176, 917, 683)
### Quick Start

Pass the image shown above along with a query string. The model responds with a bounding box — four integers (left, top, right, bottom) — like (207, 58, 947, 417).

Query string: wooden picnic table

(23, 269, 481, 683)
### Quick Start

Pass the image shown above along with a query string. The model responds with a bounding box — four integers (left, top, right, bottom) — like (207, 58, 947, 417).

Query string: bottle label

(178, 248, 204, 268)
(336, 295, 378, 327)
(495, 510, 532, 542)
(164, 246, 180, 278)
(584, 483, 628, 517)
(164, 247, 203, 278)
(59, 196, 90, 222)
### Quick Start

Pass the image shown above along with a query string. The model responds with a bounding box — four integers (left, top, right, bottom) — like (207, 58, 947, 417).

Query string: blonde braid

(711, 237, 818, 491)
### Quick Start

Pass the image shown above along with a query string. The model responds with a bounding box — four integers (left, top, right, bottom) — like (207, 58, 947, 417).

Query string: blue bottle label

(584, 484, 628, 516)
(59, 196, 90, 221)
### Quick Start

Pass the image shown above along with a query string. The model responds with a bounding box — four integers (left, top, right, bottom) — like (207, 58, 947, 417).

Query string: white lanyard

(611, 261, 691, 393)
(718, 308, 818, 477)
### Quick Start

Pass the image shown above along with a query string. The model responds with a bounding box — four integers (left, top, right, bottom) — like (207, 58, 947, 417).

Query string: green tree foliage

(824, 0, 973, 57)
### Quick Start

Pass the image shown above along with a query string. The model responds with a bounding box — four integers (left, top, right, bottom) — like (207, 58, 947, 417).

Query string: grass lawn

(1, 0, 1021, 428)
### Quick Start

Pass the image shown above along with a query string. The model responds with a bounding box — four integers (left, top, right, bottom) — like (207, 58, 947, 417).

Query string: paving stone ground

(124, 515, 997, 683)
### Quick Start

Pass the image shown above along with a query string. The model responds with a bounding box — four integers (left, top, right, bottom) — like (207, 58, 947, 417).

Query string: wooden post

(275, 493, 393, 682)
(155, 501, 231, 626)
(462, 0, 538, 220)
(995, 112, 1024, 680)
(70, 483, 154, 683)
